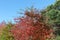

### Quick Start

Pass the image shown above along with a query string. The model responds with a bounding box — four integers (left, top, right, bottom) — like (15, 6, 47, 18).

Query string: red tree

(11, 9, 53, 40)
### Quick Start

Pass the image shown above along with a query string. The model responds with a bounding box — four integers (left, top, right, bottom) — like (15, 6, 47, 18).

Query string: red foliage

(11, 10, 53, 40)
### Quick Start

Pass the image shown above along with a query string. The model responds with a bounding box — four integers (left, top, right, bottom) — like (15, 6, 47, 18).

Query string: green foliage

(55, 36, 60, 40)
(41, 0, 60, 37)
(54, 0, 60, 10)
(41, 0, 60, 26)
(0, 22, 14, 40)
(46, 9, 60, 25)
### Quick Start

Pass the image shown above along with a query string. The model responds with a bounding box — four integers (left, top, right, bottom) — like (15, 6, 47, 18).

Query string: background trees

(41, 0, 60, 36)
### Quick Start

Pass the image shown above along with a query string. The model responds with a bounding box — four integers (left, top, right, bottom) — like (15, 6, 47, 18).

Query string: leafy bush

(0, 22, 14, 40)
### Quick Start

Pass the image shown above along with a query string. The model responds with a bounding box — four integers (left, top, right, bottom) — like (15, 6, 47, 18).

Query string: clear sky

(0, 0, 56, 23)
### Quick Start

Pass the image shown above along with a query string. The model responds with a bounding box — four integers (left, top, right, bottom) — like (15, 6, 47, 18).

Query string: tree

(11, 9, 53, 40)
(41, 0, 60, 35)
(0, 22, 14, 40)
(0, 21, 6, 37)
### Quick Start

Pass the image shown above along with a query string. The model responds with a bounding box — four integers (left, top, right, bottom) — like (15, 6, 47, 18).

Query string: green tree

(0, 22, 14, 40)
(41, 0, 60, 35)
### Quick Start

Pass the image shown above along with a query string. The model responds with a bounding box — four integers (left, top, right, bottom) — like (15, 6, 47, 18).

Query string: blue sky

(0, 0, 56, 23)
